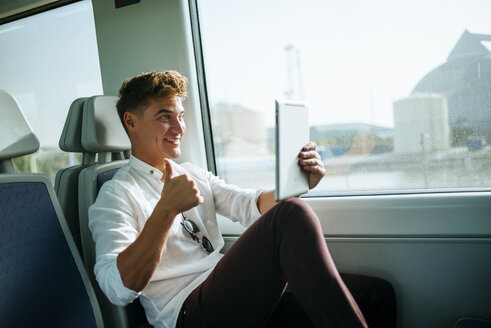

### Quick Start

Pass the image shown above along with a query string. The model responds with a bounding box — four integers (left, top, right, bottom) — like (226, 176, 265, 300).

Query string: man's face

(126, 96, 186, 170)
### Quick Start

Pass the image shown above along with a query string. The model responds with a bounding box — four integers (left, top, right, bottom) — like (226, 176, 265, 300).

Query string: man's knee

(275, 198, 313, 216)
(272, 198, 320, 232)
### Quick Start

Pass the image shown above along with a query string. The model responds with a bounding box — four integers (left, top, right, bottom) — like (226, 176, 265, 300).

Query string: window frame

(188, 0, 217, 175)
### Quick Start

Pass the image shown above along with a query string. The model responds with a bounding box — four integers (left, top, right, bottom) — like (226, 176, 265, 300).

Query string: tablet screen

(275, 100, 310, 201)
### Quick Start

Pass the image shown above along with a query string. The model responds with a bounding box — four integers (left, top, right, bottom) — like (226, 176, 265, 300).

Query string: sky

(1, 0, 490, 147)
(198, 0, 491, 128)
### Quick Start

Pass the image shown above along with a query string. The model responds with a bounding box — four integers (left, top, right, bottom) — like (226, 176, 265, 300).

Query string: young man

(89, 70, 395, 328)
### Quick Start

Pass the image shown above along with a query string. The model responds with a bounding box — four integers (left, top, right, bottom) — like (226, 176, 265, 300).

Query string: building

(211, 102, 269, 157)
(409, 31, 491, 146)
(393, 94, 450, 153)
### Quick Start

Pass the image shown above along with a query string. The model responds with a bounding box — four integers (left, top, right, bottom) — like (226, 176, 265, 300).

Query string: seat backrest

(55, 97, 94, 253)
(0, 89, 39, 173)
(0, 90, 103, 327)
(0, 174, 104, 328)
(80, 162, 149, 328)
(79, 160, 128, 266)
(78, 95, 150, 328)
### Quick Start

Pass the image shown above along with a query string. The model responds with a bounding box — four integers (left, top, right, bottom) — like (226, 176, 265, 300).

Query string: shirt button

(150, 170, 154, 174)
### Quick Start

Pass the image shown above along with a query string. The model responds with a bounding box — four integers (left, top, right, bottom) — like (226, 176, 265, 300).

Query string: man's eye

(159, 115, 170, 120)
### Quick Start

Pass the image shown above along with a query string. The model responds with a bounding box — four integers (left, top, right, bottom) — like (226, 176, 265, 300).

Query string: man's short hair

(116, 70, 188, 132)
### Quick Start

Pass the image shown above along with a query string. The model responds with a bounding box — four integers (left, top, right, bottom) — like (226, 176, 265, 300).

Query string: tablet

(275, 100, 310, 201)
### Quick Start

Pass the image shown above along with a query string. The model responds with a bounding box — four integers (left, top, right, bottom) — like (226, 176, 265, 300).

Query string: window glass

(0, 0, 102, 181)
(197, 0, 491, 194)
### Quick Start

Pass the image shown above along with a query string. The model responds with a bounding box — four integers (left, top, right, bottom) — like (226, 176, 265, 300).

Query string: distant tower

(284, 44, 305, 100)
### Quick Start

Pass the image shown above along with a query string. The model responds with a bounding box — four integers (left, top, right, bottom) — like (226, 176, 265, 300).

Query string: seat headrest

(59, 97, 88, 152)
(81, 96, 131, 153)
(0, 89, 40, 160)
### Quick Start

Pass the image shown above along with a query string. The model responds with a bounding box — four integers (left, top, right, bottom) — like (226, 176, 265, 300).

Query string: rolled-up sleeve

(88, 182, 141, 306)
(205, 170, 264, 227)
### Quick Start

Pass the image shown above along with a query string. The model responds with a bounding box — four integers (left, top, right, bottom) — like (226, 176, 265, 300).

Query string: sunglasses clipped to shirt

(181, 213, 215, 254)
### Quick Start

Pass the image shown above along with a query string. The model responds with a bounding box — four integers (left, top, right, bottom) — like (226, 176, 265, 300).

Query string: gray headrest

(0, 89, 40, 160)
(81, 95, 131, 153)
(59, 97, 88, 152)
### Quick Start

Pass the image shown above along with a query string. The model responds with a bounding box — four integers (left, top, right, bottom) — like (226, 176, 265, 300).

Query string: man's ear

(123, 112, 136, 131)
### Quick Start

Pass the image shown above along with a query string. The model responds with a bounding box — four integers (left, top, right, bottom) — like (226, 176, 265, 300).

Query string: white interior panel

(221, 192, 491, 327)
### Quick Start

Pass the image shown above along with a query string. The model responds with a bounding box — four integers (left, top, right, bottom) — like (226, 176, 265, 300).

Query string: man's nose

(172, 117, 185, 133)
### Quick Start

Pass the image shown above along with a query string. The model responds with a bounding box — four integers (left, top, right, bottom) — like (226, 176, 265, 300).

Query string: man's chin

(164, 150, 181, 159)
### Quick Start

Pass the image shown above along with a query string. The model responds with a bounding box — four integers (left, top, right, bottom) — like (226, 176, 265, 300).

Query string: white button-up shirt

(88, 156, 263, 328)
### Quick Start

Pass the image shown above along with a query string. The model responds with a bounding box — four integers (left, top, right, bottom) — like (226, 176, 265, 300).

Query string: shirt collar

(129, 155, 164, 181)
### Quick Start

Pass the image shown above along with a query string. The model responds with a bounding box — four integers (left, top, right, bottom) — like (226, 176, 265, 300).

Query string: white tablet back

(275, 100, 310, 201)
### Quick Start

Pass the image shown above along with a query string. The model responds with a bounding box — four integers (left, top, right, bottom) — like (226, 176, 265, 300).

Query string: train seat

(0, 89, 103, 327)
(78, 95, 130, 268)
(77, 95, 150, 327)
(55, 97, 95, 253)
(0, 89, 39, 173)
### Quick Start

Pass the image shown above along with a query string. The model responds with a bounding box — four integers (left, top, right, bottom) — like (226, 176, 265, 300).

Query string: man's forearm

(116, 206, 176, 292)
(257, 189, 277, 214)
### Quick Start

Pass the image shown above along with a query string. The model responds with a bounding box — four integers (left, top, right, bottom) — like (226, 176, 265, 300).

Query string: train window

(196, 0, 491, 195)
(0, 0, 102, 181)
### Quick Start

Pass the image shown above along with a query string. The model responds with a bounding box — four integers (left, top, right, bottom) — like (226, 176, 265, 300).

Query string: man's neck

(131, 152, 167, 175)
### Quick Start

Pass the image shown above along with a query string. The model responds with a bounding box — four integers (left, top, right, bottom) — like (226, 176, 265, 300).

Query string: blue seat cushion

(0, 182, 97, 327)
(96, 168, 120, 194)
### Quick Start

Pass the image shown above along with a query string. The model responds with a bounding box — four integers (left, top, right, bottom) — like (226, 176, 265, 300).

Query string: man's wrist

(151, 201, 178, 227)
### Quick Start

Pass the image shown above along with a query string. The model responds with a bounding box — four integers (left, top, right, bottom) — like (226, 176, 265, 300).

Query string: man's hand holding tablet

(275, 100, 326, 201)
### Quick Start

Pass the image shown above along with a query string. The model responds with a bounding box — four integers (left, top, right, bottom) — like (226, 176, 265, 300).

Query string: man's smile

(164, 137, 181, 145)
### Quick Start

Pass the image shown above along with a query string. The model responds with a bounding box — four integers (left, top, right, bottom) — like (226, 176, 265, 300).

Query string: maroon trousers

(177, 198, 396, 328)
